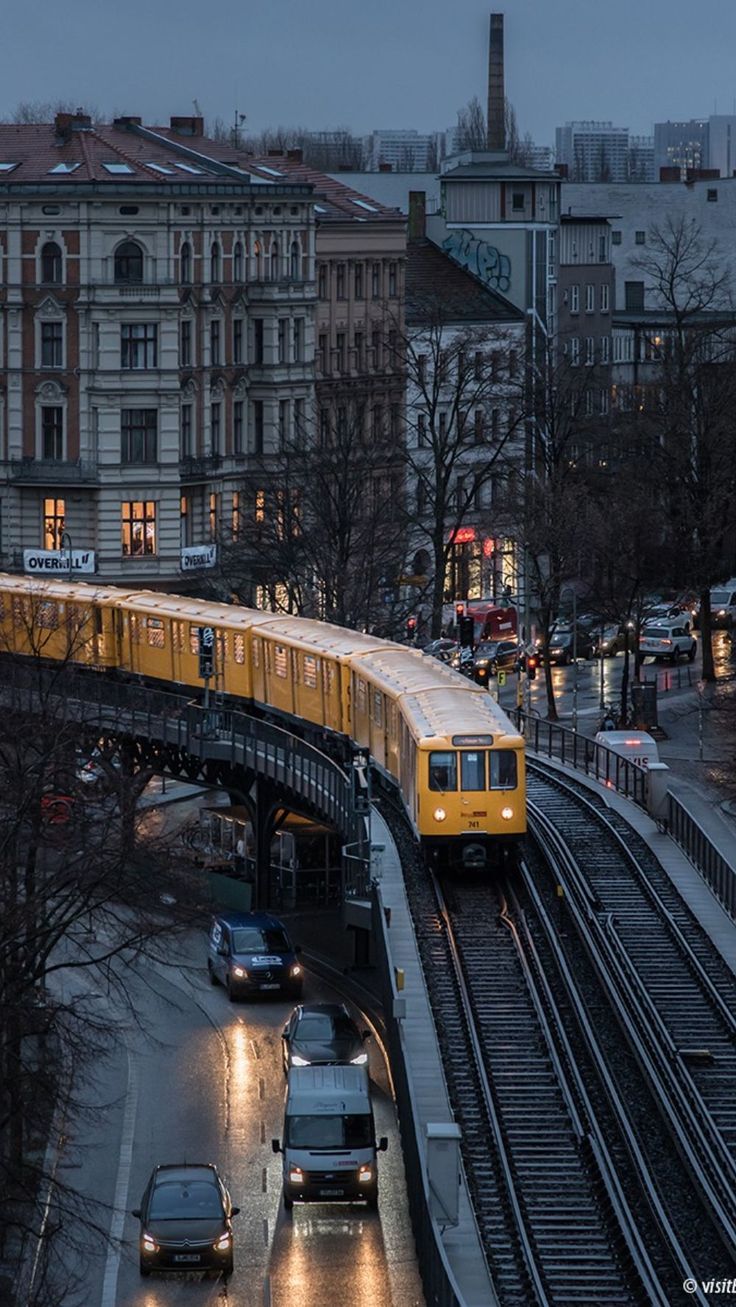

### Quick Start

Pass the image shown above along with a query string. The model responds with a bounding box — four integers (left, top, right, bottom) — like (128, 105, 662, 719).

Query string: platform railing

(667, 792, 736, 922)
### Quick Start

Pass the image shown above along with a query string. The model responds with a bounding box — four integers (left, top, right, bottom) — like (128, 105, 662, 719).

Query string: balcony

(246, 277, 316, 305)
(179, 454, 223, 481)
(10, 457, 98, 483)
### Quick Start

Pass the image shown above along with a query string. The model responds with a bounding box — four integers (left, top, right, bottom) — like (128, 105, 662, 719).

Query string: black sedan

(132, 1163, 239, 1278)
(281, 1002, 370, 1075)
(546, 627, 595, 664)
(472, 638, 520, 683)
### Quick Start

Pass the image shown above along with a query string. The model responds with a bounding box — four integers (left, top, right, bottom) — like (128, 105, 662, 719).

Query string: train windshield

(460, 751, 485, 790)
(489, 750, 517, 790)
(429, 752, 457, 791)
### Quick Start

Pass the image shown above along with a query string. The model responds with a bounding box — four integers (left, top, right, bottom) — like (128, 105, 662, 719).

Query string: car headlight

(291, 1054, 310, 1066)
(358, 1165, 373, 1183)
(350, 1052, 368, 1065)
(289, 1167, 304, 1183)
(214, 1232, 232, 1251)
(475, 659, 488, 668)
(231, 966, 247, 979)
(290, 964, 302, 978)
(433, 807, 447, 822)
(141, 1233, 158, 1253)
(501, 807, 514, 820)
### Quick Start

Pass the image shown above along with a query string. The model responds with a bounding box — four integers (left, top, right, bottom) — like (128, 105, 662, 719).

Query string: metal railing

(667, 792, 736, 922)
(179, 453, 223, 479)
(519, 712, 648, 808)
(9, 457, 98, 482)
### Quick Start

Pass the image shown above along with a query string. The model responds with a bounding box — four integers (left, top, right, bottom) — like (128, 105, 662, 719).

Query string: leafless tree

(455, 95, 487, 151)
(630, 216, 736, 680)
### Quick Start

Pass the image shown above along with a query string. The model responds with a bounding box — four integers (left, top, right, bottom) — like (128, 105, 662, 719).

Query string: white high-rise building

(364, 129, 434, 172)
(556, 121, 630, 183)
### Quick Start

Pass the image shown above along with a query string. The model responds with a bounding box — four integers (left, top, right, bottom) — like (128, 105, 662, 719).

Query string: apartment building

(0, 111, 317, 586)
(556, 122, 630, 183)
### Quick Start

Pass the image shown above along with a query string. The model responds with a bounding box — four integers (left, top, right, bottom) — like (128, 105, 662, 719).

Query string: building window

(600, 335, 610, 364)
(570, 284, 580, 314)
(388, 262, 397, 296)
(181, 404, 192, 457)
(209, 492, 218, 541)
(372, 329, 381, 370)
(474, 409, 484, 443)
(491, 408, 500, 438)
(278, 319, 287, 364)
(388, 330, 397, 369)
(624, 281, 645, 312)
(279, 399, 289, 447)
(210, 241, 221, 282)
(585, 336, 595, 366)
(290, 241, 300, 280)
(121, 500, 157, 556)
(318, 264, 327, 299)
(255, 487, 265, 523)
(439, 412, 447, 441)
(253, 399, 264, 454)
(293, 318, 303, 362)
(336, 332, 346, 373)
(318, 332, 328, 374)
(254, 318, 264, 364)
(211, 402, 221, 454)
(43, 497, 65, 550)
(707, 188, 718, 202)
(210, 319, 221, 366)
(42, 407, 63, 460)
(354, 263, 364, 299)
(600, 388, 609, 415)
(233, 241, 244, 281)
(234, 399, 244, 453)
(371, 405, 383, 440)
(598, 235, 607, 262)
(180, 241, 192, 284)
(41, 321, 63, 368)
(231, 490, 240, 540)
(114, 241, 143, 285)
(511, 191, 525, 211)
(270, 242, 280, 281)
(570, 337, 580, 366)
(233, 317, 243, 364)
(294, 397, 305, 439)
(336, 263, 346, 299)
(585, 284, 595, 313)
(121, 408, 157, 463)
(585, 389, 594, 417)
(634, 230, 646, 245)
(417, 412, 427, 446)
(611, 230, 622, 245)
(417, 354, 427, 383)
(121, 322, 157, 369)
(508, 350, 517, 379)
(371, 262, 381, 298)
(40, 242, 62, 284)
(180, 495, 191, 546)
(600, 284, 610, 313)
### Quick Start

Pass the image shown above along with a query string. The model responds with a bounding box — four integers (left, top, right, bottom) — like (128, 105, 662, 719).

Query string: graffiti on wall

(442, 229, 511, 294)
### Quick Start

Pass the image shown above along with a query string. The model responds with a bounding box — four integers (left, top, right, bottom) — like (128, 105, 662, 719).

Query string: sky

(4, 0, 736, 145)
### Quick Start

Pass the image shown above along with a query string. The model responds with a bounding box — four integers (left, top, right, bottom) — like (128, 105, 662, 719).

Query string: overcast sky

(4, 0, 736, 144)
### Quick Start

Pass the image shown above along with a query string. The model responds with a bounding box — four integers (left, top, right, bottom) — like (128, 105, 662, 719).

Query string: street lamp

(60, 530, 73, 582)
(561, 586, 578, 734)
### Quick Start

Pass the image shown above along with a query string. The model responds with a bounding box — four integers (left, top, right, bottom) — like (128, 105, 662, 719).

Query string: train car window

(460, 751, 485, 791)
(489, 750, 517, 790)
(12, 596, 27, 626)
(429, 751, 457, 792)
(264, 641, 271, 672)
(274, 645, 288, 678)
(303, 653, 318, 688)
(94, 608, 103, 635)
(146, 617, 165, 648)
(216, 630, 228, 662)
(172, 621, 185, 652)
(130, 614, 142, 644)
(373, 690, 383, 726)
(324, 661, 335, 692)
(0, 595, 5, 620)
(234, 633, 245, 664)
(189, 625, 200, 655)
(356, 678, 367, 714)
(38, 600, 59, 630)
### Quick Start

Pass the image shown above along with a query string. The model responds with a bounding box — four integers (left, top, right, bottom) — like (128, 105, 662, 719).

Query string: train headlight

(433, 807, 447, 822)
(501, 807, 514, 821)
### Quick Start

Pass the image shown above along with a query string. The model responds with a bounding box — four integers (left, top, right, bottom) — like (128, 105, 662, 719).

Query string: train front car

(408, 689, 526, 871)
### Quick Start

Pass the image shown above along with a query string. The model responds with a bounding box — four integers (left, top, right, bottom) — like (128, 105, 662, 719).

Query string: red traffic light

(407, 616, 417, 631)
(455, 603, 464, 617)
(526, 653, 538, 680)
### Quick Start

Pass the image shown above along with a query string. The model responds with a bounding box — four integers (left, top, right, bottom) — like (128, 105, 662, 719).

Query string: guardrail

(518, 712, 648, 808)
(667, 792, 736, 922)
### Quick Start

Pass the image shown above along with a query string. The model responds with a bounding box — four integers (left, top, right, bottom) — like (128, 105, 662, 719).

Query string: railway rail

(526, 760, 736, 1292)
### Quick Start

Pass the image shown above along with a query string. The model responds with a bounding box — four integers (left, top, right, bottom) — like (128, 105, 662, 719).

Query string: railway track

(526, 760, 736, 1289)
(384, 798, 662, 1306)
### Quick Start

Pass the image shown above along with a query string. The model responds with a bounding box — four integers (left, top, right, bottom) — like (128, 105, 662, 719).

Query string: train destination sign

(451, 734, 494, 746)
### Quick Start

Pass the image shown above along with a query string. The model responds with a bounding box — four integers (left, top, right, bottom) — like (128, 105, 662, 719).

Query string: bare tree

(455, 95, 487, 151)
(630, 216, 736, 680)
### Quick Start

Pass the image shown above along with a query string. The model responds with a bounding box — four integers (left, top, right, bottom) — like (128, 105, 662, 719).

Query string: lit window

(43, 498, 65, 550)
(121, 500, 157, 556)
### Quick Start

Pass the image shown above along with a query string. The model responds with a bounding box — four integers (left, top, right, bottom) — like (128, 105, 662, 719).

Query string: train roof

(351, 648, 480, 696)
(252, 615, 398, 661)
(0, 573, 134, 603)
(400, 687, 524, 747)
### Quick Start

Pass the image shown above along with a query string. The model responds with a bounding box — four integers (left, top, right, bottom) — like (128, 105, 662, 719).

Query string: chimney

(408, 191, 426, 242)
(378, 162, 393, 172)
(114, 116, 142, 129)
(286, 148, 303, 163)
(487, 13, 505, 152)
(55, 110, 92, 140)
(659, 166, 680, 182)
(556, 162, 569, 179)
(170, 116, 203, 137)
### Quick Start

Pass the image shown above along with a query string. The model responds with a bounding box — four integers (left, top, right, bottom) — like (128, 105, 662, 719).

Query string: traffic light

(406, 615, 417, 642)
(455, 602, 465, 621)
(526, 653, 538, 681)
(459, 615, 475, 648)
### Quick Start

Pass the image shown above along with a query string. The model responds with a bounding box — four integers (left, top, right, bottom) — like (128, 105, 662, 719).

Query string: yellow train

(0, 574, 526, 869)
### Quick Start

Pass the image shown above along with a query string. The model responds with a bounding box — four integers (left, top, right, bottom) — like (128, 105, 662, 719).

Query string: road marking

(262, 1217, 269, 1245)
(260, 1119, 266, 1143)
(261, 1166, 268, 1192)
(100, 1051, 139, 1307)
(258, 1076, 265, 1100)
(262, 1273, 272, 1306)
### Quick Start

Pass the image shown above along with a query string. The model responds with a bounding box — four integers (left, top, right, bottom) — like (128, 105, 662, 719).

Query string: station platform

(371, 808, 499, 1307)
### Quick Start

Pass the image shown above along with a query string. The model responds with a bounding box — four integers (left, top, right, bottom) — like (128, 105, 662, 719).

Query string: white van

(272, 1065, 387, 1210)
(709, 581, 736, 629)
(595, 730, 659, 769)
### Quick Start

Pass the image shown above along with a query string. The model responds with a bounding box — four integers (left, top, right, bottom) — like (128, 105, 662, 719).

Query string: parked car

(281, 1003, 370, 1074)
(422, 639, 459, 663)
(546, 627, 595, 664)
(592, 625, 628, 658)
(707, 582, 736, 629)
(207, 911, 303, 1000)
(133, 1162, 240, 1278)
(639, 623, 697, 663)
(472, 638, 520, 683)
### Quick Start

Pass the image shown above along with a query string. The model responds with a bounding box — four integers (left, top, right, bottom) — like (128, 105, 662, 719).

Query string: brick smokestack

(487, 13, 505, 152)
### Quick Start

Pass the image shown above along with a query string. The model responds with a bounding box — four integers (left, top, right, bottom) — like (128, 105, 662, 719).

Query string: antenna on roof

(232, 110, 246, 150)
(193, 98, 203, 117)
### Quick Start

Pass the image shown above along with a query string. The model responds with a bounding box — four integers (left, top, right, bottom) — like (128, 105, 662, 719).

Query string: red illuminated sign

(451, 526, 476, 544)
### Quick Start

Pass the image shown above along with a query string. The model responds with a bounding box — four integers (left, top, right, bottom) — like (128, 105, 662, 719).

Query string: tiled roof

(442, 160, 559, 182)
(405, 239, 523, 325)
(208, 151, 404, 223)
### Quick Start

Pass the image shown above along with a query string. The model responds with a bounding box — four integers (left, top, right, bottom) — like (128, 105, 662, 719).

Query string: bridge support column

(251, 776, 278, 911)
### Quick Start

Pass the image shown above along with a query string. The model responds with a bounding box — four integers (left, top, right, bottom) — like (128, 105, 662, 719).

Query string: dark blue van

(207, 912, 303, 1001)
